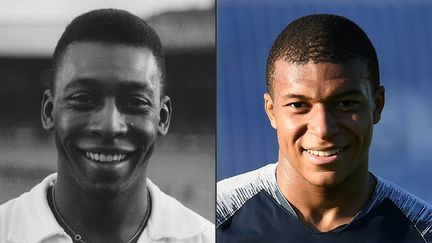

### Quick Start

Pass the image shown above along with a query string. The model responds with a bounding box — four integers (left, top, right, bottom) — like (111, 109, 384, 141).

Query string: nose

(307, 104, 338, 139)
(89, 99, 127, 138)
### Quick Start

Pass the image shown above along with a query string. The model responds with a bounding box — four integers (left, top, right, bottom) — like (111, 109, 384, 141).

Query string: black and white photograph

(0, 1, 215, 242)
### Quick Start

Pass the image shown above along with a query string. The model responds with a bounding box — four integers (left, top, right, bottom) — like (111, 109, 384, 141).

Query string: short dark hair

(51, 8, 165, 94)
(266, 14, 379, 96)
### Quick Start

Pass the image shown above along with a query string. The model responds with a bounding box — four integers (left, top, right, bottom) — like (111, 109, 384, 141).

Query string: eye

(124, 96, 151, 110)
(336, 100, 360, 110)
(284, 102, 310, 114)
(337, 100, 358, 106)
(71, 94, 93, 103)
(290, 102, 305, 108)
(286, 102, 309, 109)
(68, 92, 96, 107)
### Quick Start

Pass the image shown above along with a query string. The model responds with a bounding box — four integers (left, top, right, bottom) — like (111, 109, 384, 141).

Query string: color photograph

(217, 0, 432, 241)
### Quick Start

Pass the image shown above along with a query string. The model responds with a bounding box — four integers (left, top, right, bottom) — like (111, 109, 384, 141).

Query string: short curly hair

(266, 14, 379, 96)
(51, 8, 165, 94)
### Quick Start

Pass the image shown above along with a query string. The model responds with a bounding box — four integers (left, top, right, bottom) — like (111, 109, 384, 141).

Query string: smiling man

(217, 14, 432, 242)
(0, 9, 213, 243)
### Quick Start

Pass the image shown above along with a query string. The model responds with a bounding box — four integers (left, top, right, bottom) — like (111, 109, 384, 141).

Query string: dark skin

(41, 42, 171, 242)
(264, 59, 384, 232)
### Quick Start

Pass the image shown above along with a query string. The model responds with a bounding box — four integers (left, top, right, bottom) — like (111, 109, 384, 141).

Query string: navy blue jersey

(217, 163, 432, 243)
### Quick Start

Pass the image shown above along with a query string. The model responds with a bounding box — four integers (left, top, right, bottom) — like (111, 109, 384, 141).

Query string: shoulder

(0, 194, 19, 241)
(0, 174, 57, 242)
(145, 179, 214, 243)
(216, 163, 279, 227)
(375, 176, 432, 242)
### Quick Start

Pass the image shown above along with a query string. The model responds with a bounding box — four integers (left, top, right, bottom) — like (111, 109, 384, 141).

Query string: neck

(276, 155, 376, 232)
(51, 172, 149, 243)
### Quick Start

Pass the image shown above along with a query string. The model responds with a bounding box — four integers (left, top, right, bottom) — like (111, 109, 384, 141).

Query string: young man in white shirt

(1, 9, 214, 243)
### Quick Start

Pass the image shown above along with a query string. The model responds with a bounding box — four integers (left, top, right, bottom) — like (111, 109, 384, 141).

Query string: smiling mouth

(84, 152, 129, 163)
(305, 146, 348, 157)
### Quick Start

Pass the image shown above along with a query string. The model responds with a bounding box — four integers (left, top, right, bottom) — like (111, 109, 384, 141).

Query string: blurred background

(0, 0, 215, 221)
(217, 0, 432, 203)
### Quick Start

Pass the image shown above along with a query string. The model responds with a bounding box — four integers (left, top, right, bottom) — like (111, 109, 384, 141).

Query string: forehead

(272, 59, 370, 98)
(55, 42, 161, 95)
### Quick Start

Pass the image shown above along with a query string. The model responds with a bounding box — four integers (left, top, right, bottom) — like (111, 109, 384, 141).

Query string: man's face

(265, 59, 384, 188)
(42, 42, 171, 194)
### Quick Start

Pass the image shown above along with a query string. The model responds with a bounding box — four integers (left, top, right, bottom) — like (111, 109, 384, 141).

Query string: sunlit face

(265, 59, 384, 188)
(42, 42, 171, 194)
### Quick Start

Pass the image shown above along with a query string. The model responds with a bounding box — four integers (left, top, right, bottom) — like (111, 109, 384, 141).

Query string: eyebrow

(281, 90, 365, 100)
(63, 78, 99, 93)
(281, 94, 312, 100)
(64, 78, 154, 96)
(332, 90, 365, 99)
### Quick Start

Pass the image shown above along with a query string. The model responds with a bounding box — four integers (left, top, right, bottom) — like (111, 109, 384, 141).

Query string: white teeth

(84, 152, 127, 162)
(306, 148, 343, 157)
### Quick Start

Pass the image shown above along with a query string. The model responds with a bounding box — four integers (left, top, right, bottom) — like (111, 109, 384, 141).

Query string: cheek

(127, 116, 159, 143)
(54, 110, 86, 139)
(346, 112, 374, 145)
(275, 114, 306, 150)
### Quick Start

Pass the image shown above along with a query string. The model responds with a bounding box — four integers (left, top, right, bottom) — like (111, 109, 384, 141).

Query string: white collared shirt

(0, 174, 214, 243)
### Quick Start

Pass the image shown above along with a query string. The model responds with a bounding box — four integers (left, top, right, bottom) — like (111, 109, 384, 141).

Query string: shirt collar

(272, 164, 398, 226)
(140, 179, 211, 242)
(8, 173, 69, 242)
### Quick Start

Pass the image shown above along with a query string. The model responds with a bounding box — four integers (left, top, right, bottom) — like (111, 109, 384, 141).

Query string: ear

(264, 92, 277, 129)
(41, 89, 55, 131)
(158, 95, 172, 135)
(373, 86, 385, 124)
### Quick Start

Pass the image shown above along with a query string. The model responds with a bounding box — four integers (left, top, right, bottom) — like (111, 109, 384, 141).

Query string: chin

(306, 171, 347, 188)
(81, 180, 128, 198)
